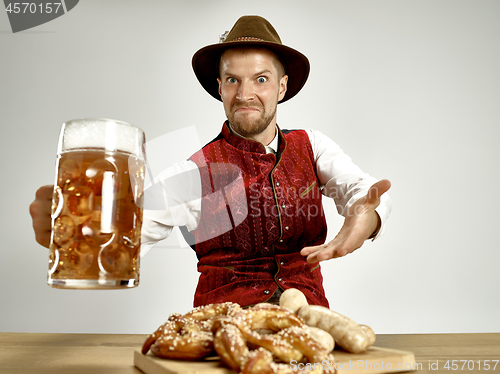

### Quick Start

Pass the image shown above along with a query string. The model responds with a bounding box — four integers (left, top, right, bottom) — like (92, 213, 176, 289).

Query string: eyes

(226, 76, 268, 84)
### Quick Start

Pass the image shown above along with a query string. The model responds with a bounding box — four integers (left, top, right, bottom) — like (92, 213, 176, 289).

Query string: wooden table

(1, 332, 499, 374)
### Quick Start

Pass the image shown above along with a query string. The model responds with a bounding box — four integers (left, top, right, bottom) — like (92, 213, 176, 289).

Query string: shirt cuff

(371, 193, 392, 241)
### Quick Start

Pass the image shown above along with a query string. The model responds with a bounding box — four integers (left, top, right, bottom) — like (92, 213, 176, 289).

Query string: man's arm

(301, 129, 392, 262)
(29, 159, 202, 256)
(300, 179, 391, 263)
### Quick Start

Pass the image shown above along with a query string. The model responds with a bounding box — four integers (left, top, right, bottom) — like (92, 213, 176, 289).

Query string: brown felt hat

(192, 15, 310, 103)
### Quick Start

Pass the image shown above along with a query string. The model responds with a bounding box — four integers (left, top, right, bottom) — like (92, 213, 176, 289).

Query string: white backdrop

(1, 0, 499, 334)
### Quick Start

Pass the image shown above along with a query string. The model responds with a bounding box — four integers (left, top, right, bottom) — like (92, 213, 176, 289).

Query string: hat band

(229, 37, 265, 42)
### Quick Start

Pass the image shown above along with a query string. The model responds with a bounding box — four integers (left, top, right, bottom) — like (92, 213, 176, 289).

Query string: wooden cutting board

(134, 346, 416, 374)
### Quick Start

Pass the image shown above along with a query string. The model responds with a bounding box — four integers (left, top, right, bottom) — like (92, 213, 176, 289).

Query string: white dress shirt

(140, 127, 391, 256)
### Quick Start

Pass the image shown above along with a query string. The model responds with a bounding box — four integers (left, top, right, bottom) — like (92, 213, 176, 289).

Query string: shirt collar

(228, 123, 278, 155)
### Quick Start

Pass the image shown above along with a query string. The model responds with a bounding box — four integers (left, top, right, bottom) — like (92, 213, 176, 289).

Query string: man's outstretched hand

(300, 179, 391, 263)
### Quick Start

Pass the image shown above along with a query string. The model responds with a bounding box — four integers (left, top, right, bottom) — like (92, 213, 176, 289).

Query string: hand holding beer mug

(48, 118, 145, 289)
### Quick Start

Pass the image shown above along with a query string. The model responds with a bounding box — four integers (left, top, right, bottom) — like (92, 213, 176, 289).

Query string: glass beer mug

(48, 118, 145, 289)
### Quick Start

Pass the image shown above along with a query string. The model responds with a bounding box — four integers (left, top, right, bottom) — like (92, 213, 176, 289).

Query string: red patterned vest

(188, 122, 328, 308)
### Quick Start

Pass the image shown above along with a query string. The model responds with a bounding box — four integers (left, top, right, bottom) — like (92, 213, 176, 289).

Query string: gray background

(1, 0, 499, 334)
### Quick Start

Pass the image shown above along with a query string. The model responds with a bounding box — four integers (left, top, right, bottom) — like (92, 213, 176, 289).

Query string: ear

(217, 78, 222, 97)
(278, 75, 288, 101)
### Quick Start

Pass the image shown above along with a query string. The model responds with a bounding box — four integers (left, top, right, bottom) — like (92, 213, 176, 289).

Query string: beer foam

(60, 118, 144, 157)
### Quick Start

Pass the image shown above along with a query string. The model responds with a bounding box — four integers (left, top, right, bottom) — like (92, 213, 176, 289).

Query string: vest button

(282, 204, 286, 209)
(276, 182, 280, 186)
(279, 239, 283, 243)
(278, 278, 283, 282)
(264, 290, 270, 295)
(285, 226, 289, 230)
(280, 261, 284, 265)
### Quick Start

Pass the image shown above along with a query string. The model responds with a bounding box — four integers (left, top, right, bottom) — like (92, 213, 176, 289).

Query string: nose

(236, 80, 254, 101)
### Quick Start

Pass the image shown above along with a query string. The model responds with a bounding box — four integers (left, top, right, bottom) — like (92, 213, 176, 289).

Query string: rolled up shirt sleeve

(140, 159, 202, 257)
(305, 129, 392, 240)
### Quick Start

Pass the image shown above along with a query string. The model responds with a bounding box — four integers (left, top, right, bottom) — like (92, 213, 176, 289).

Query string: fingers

(35, 184, 54, 200)
(300, 217, 367, 263)
(301, 179, 391, 263)
(300, 244, 324, 262)
(29, 185, 54, 249)
(300, 244, 321, 256)
(29, 185, 53, 221)
(367, 179, 391, 205)
(302, 247, 331, 263)
(300, 241, 355, 263)
(303, 246, 349, 263)
(33, 229, 51, 248)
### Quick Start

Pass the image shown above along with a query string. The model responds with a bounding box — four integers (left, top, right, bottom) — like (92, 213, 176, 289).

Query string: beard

(226, 101, 277, 138)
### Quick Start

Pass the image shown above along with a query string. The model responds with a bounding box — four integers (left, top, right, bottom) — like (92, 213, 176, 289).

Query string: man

(30, 16, 391, 308)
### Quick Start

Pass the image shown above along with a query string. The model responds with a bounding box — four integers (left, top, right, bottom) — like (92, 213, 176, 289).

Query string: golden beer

(48, 119, 145, 289)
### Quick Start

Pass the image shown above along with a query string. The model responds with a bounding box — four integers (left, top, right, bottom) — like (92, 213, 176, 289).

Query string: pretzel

(141, 302, 241, 360)
(242, 344, 334, 374)
(142, 302, 336, 372)
(142, 315, 214, 360)
(183, 301, 242, 322)
(213, 322, 249, 371)
(214, 304, 335, 374)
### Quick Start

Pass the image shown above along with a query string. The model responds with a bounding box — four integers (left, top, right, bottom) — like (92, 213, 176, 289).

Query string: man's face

(218, 48, 288, 139)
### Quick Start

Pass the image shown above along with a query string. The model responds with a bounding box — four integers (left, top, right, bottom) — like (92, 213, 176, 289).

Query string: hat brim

(192, 41, 310, 104)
